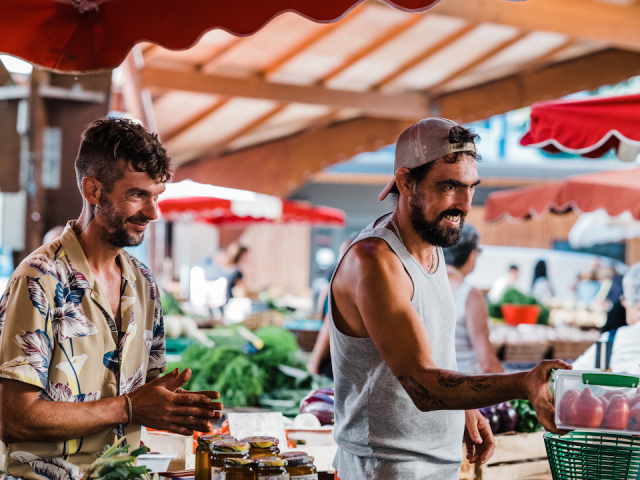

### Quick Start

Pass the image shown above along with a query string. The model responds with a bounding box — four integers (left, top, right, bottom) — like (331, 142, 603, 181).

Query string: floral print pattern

(0, 221, 165, 480)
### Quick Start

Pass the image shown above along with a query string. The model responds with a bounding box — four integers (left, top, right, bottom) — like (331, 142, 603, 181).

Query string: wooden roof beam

(173, 117, 413, 196)
(374, 23, 477, 90)
(429, 31, 530, 94)
(431, 0, 640, 51)
(141, 67, 430, 120)
(436, 48, 640, 123)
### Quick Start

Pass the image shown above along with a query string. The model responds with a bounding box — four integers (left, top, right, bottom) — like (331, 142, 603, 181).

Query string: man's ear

(395, 168, 413, 198)
(81, 177, 102, 206)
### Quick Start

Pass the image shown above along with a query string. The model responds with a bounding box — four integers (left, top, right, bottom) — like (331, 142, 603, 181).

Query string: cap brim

(378, 176, 396, 201)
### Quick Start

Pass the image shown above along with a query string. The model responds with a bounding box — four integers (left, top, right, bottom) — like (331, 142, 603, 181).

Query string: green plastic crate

(544, 431, 640, 480)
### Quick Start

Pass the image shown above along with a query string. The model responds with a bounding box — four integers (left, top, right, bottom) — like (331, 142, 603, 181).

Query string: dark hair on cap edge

(75, 117, 173, 195)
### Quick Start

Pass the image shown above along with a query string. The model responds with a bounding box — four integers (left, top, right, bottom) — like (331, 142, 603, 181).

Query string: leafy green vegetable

(167, 325, 326, 407)
(161, 291, 184, 316)
(488, 288, 550, 325)
(510, 399, 542, 433)
(85, 438, 160, 480)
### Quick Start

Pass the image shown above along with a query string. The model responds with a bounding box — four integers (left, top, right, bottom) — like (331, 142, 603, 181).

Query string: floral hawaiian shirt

(0, 221, 166, 480)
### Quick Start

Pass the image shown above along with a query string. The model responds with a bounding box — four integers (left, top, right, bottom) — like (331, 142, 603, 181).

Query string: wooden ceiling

(116, 0, 640, 195)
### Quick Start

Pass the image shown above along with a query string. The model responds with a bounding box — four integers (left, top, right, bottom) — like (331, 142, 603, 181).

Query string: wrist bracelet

(123, 393, 133, 427)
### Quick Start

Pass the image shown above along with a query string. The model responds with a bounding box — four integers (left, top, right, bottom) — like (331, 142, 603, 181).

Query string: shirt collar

(59, 220, 137, 290)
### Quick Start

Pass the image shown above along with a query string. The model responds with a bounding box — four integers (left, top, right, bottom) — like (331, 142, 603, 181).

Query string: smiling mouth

(444, 214, 460, 224)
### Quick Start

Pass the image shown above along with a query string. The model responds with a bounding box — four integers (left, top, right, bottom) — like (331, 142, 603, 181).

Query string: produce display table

(460, 431, 551, 480)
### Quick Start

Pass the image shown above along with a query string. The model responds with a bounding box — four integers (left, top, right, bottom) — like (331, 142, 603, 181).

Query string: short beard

(97, 195, 147, 249)
(408, 192, 465, 248)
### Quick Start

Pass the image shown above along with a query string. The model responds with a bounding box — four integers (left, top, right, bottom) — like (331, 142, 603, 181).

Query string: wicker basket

(551, 340, 595, 360)
(503, 342, 550, 362)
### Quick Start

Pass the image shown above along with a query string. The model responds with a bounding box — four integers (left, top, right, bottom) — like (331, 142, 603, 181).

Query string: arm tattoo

(397, 375, 449, 412)
(436, 371, 490, 391)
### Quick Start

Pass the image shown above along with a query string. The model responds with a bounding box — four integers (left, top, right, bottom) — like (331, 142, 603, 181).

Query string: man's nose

(456, 189, 473, 214)
(143, 198, 159, 221)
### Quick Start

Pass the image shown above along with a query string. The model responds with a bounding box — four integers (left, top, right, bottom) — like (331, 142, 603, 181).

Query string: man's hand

(129, 368, 223, 436)
(521, 360, 572, 434)
(463, 409, 495, 465)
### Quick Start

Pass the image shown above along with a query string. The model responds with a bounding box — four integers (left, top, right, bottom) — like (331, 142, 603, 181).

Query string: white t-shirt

(572, 322, 640, 374)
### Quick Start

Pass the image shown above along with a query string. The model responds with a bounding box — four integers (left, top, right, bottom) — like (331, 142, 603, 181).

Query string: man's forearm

(397, 369, 527, 412)
(3, 395, 129, 444)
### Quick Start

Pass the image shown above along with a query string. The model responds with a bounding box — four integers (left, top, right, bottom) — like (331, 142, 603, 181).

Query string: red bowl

(501, 304, 541, 325)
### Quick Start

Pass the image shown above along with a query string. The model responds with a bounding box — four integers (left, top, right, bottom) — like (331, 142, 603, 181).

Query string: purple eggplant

(495, 402, 518, 433)
(308, 388, 334, 398)
(300, 393, 334, 426)
(479, 406, 500, 434)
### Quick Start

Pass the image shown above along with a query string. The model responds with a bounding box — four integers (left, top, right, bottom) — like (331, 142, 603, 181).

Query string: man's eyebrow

(436, 178, 482, 187)
(125, 187, 151, 195)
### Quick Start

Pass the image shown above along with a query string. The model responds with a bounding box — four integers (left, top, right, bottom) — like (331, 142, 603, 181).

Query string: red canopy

(0, 0, 441, 73)
(520, 94, 640, 161)
(484, 167, 640, 222)
(159, 180, 345, 227)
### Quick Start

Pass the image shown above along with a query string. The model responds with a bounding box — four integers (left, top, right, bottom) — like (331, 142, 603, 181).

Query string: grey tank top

(329, 213, 465, 479)
(454, 281, 483, 374)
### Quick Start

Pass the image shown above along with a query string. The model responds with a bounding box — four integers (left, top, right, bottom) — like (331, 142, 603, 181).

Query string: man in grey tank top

(328, 118, 571, 479)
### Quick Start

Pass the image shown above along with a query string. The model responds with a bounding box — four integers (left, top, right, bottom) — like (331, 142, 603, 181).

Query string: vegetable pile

(558, 387, 640, 431)
(488, 288, 550, 325)
(84, 438, 159, 480)
(479, 400, 541, 434)
(168, 326, 332, 409)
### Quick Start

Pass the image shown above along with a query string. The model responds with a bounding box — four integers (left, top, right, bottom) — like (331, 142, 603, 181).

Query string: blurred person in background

(308, 235, 357, 378)
(225, 244, 248, 303)
(596, 265, 623, 310)
(487, 264, 519, 303)
(531, 260, 553, 304)
(443, 224, 503, 374)
(575, 270, 600, 304)
(572, 262, 640, 374)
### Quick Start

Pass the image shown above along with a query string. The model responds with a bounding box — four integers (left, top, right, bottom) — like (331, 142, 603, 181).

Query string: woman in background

(225, 244, 248, 303)
(443, 224, 503, 374)
(531, 259, 553, 304)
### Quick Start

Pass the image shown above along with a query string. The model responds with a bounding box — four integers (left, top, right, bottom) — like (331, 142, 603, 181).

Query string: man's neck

(74, 209, 121, 275)
(388, 211, 437, 271)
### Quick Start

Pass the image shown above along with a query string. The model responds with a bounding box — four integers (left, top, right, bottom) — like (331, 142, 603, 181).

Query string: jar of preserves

(254, 456, 289, 479)
(242, 436, 280, 458)
(221, 457, 256, 480)
(283, 453, 317, 480)
(210, 441, 251, 480)
(196, 435, 236, 480)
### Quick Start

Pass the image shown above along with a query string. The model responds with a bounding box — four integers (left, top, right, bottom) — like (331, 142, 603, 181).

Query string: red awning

(0, 0, 441, 73)
(520, 94, 640, 161)
(484, 167, 640, 222)
(159, 180, 345, 227)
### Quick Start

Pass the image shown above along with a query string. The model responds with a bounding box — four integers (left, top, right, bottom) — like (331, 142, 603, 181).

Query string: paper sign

(227, 412, 288, 448)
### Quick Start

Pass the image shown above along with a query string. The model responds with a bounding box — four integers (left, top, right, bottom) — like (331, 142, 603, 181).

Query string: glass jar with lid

(242, 436, 280, 458)
(254, 456, 289, 479)
(282, 453, 317, 480)
(210, 441, 251, 480)
(196, 435, 236, 480)
(220, 457, 256, 480)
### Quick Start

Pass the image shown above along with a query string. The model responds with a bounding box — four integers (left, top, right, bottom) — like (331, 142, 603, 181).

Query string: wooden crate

(460, 431, 551, 480)
(502, 343, 550, 362)
(551, 340, 594, 360)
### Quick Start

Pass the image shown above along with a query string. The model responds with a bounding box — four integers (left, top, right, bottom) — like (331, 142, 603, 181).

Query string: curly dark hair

(389, 125, 481, 202)
(75, 117, 173, 194)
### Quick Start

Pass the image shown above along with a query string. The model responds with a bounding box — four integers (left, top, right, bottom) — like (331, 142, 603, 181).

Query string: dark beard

(409, 194, 465, 248)
(97, 196, 148, 248)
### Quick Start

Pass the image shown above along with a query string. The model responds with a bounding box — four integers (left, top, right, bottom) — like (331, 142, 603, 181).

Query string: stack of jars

(195, 434, 317, 480)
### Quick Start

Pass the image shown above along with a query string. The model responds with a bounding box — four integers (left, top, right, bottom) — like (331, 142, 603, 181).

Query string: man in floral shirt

(0, 118, 222, 480)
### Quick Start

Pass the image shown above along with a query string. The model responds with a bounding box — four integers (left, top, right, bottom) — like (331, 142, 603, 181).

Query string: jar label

(258, 475, 289, 480)
(291, 476, 318, 480)
(211, 466, 222, 480)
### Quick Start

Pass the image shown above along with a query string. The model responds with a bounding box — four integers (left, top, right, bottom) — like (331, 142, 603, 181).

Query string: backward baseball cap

(378, 117, 477, 201)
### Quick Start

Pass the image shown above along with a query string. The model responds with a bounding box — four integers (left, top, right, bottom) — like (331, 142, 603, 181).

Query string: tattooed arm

(331, 237, 570, 433)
